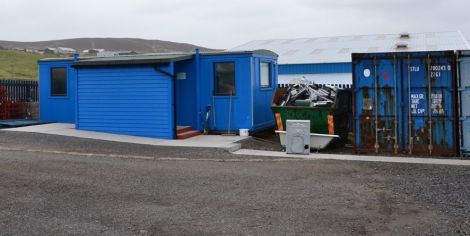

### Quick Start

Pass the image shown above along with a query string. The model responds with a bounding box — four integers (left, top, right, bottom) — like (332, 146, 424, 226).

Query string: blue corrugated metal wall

(39, 59, 76, 123)
(278, 62, 351, 74)
(76, 65, 175, 139)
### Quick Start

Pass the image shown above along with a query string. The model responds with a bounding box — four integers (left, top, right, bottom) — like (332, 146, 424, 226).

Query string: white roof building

(229, 31, 469, 84)
(230, 31, 469, 64)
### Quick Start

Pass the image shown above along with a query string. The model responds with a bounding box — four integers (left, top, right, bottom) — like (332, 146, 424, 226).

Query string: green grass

(0, 49, 53, 80)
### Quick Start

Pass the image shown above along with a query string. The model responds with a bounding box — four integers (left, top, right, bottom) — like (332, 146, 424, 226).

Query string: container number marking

(411, 93, 425, 115)
(431, 71, 441, 78)
(410, 64, 451, 78)
(430, 65, 451, 71)
(429, 64, 451, 78)
(431, 93, 444, 115)
(410, 93, 445, 115)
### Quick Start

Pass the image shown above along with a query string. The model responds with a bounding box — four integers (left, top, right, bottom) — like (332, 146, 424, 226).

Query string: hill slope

(0, 49, 52, 80)
(0, 38, 215, 53)
(0, 37, 217, 80)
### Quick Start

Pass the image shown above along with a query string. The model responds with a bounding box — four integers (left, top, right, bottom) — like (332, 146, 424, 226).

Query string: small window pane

(214, 62, 235, 96)
(260, 62, 271, 87)
(51, 68, 67, 96)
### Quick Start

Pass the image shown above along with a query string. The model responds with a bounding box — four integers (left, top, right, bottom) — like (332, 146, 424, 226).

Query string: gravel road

(0, 131, 469, 235)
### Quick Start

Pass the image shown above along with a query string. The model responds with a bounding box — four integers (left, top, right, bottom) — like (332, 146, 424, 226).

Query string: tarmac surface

(0, 131, 470, 235)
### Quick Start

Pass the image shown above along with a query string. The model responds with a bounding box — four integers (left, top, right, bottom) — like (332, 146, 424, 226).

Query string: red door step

(177, 130, 201, 139)
(177, 126, 193, 134)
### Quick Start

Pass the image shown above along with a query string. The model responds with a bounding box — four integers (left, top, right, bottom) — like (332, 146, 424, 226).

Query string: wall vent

(395, 41, 409, 49)
(399, 32, 410, 39)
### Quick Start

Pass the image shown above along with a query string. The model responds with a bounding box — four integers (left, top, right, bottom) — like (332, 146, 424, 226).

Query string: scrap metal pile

(278, 80, 338, 108)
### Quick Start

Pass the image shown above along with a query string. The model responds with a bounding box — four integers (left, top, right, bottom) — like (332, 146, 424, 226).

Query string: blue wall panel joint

(195, 49, 202, 131)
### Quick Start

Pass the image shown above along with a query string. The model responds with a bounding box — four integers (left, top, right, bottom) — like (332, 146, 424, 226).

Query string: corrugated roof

(229, 31, 470, 64)
(201, 49, 278, 57)
(72, 53, 193, 67)
(59, 50, 277, 67)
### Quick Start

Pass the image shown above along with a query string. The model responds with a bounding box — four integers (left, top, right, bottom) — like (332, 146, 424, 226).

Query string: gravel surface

(238, 137, 284, 151)
(0, 131, 469, 235)
(376, 163, 470, 235)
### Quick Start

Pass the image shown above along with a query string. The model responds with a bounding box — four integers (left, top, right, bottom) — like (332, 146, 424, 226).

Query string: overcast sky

(1, 0, 468, 49)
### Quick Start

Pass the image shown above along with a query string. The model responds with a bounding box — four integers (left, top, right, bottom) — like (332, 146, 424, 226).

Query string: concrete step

(176, 126, 193, 134)
(177, 130, 201, 140)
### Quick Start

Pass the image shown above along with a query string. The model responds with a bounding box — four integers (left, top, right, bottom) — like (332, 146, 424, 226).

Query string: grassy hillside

(0, 49, 52, 80)
(0, 38, 216, 53)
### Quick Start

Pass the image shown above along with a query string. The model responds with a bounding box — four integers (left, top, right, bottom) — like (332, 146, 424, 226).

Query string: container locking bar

(427, 54, 433, 155)
(374, 57, 380, 153)
(393, 56, 399, 154)
(408, 55, 414, 154)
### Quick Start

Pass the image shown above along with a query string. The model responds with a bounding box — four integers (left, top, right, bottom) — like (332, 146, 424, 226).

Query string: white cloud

(0, 0, 468, 48)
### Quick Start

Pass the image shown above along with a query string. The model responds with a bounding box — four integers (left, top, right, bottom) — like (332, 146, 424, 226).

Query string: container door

(354, 57, 401, 153)
(403, 54, 456, 155)
(459, 51, 470, 155)
(462, 120, 470, 155)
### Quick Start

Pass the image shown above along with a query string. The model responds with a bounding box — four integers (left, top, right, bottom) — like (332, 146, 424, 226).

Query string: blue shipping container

(458, 50, 470, 156)
(353, 51, 458, 156)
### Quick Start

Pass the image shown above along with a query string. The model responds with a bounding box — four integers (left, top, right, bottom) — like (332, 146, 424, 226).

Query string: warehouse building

(230, 31, 470, 85)
(38, 50, 278, 139)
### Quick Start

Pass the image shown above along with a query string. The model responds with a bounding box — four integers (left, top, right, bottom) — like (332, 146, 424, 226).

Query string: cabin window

(51, 68, 67, 96)
(214, 62, 235, 96)
(260, 62, 271, 88)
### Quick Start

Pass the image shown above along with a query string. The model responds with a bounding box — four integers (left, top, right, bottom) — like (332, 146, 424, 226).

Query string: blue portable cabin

(191, 50, 278, 132)
(38, 58, 77, 123)
(38, 50, 278, 139)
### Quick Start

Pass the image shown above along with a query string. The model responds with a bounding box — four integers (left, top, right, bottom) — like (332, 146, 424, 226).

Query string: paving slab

(0, 119, 50, 128)
(233, 149, 470, 166)
(3, 123, 247, 150)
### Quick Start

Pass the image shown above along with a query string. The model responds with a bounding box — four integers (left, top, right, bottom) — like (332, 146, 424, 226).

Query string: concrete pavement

(233, 149, 470, 166)
(4, 123, 470, 166)
(3, 123, 246, 151)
